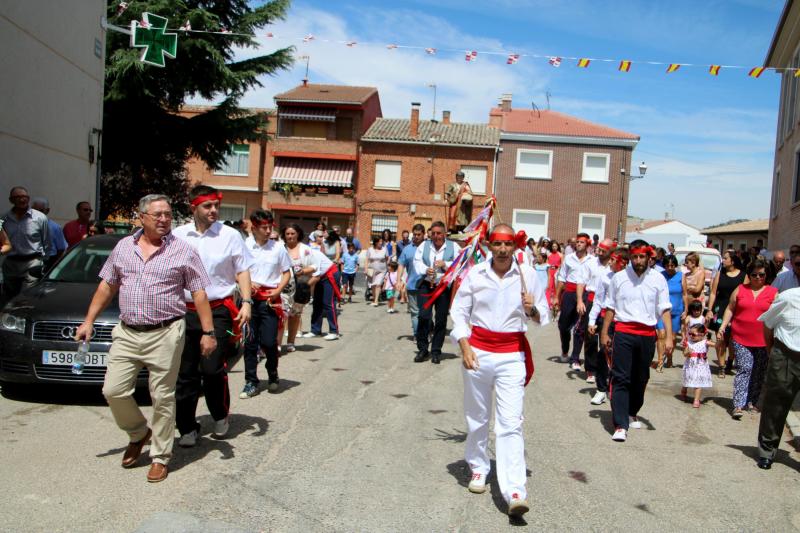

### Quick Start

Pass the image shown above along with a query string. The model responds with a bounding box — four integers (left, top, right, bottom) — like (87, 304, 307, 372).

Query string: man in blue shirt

(345, 227, 362, 251)
(397, 224, 426, 337)
(32, 197, 67, 269)
(396, 230, 411, 258)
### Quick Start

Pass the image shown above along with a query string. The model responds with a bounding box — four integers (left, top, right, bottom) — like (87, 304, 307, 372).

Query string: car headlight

(0, 313, 26, 334)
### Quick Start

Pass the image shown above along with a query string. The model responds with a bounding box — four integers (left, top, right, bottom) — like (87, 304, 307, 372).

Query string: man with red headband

(451, 224, 549, 517)
(172, 185, 254, 447)
(586, 248, 629, 405)
(553, 232, 592, 370)
(576, 238, 615, 383)
(240, 209, 291, 399)
(601, 239, 673, 442)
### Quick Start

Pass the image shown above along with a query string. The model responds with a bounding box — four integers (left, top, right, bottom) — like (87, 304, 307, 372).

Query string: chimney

(442, 110, 451, 125)
(410, 102, 420, 137)
(500, 93, 512, 112)
(302, 78, 308, 87)
(488, 109, 503, 128)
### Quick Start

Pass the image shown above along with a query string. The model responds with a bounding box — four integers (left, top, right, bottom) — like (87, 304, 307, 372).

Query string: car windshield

(676, 252, 720, 271)
(47, 240, 113, 282)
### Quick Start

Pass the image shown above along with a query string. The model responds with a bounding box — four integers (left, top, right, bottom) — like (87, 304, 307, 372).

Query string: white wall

(0, 1, 106, 224)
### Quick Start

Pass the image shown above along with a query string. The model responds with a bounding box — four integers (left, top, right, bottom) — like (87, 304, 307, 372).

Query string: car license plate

(42, 350, 108, 367)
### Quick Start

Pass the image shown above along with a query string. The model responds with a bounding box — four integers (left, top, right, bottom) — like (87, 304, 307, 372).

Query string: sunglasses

(750, 272, 766, 278)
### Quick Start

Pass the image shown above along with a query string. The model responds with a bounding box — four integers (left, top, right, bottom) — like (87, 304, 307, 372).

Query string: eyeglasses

(269, 237, 279, 241)
(143, 211, 173, 220)
(750, 272, 766, 278)
(10, 195, 29, 200)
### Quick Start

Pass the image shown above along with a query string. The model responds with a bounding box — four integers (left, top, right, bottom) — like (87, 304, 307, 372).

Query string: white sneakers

(508, 496, 530, 517)
(590, 391, 607, 405)
(300, 332, 318, 338)
(468, 473, 487, 494)
(213, 417, 229, 438)
(629, 417, 642, 429)
(612, 428, 627, 442)
(585, 374, 595, 384)
(558, 354, 569, 363)
(324, 333, 340, 341)
(283, 344, 296, 353)
(570, 362, 582, 371)
(179, 429, 199, 447)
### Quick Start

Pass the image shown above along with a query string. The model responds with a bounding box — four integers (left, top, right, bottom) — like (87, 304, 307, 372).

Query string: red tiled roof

(493, 109, 639, 140)
(271, 158, 354, 187)
(274, 84, 377, 105)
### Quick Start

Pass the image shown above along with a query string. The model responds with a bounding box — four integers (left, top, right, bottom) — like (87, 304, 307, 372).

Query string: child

(384, 261, 399, 314)
(341, 242, 359, 303)
(682, 300, 705, 347)
(534, 253, 549, 292)
(681, 323, 713, 408)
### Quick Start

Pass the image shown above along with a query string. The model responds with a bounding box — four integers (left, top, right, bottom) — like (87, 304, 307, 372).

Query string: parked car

(0, 235, 148, 386)
(674, 246, 721, 295)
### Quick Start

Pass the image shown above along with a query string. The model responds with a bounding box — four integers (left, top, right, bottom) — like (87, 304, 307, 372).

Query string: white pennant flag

(548, 56, 562, 68)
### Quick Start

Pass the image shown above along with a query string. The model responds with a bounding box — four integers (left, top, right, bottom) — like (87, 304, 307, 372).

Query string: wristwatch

(242, 298, 254, 305)
(202, 330, 215, 337)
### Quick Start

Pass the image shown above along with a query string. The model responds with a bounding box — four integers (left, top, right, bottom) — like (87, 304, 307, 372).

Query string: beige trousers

(102, 320, 186, 465)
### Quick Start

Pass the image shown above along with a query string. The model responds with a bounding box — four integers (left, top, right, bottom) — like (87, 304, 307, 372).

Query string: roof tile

(362, 118, 500, 147)
(274, 84, 378, 105)
(495, 108, 639, 140)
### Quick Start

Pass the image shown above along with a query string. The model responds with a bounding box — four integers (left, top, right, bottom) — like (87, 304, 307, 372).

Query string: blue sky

(227, 0, 785, 228)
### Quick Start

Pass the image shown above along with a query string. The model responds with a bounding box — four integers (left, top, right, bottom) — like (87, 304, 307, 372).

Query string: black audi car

(0, 234, 148, 386)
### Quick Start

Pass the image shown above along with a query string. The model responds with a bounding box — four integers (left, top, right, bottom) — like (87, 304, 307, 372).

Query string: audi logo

(60, 326, 95, 340)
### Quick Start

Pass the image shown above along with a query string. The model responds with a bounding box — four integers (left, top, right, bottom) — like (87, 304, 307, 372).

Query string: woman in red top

(546, 241, 563, 307)
(719, 260, 778, 420)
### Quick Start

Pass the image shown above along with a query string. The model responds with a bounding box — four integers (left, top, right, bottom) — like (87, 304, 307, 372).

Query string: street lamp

(617, 161, 647, 241)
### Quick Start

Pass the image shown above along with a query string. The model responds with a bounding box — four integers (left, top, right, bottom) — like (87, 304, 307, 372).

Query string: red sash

(564, 282, 578, 293)
(187, 295, 241, 339)
(600, 308, 607, 318)
(253, 286, 286, 330)
(587, 291, 595, 303)
(468, 326, 534, 386)
(324, 264, 342, 301)
(614, 321, 656, 337)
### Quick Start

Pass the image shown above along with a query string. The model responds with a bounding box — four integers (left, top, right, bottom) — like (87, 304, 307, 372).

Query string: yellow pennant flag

(577, 58, 591, 68)
(709, 65, 721, 76)
(748, 67, 765, 78)
(794, 69, 800, 78)
(666, 63, 681, 73)
(618, 60, 631, 72)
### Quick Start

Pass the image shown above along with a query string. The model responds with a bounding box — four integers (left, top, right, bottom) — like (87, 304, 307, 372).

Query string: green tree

(101, 0, 293, 218)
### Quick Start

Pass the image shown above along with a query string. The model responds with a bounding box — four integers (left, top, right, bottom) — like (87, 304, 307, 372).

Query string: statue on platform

(445, 170, 473, 234)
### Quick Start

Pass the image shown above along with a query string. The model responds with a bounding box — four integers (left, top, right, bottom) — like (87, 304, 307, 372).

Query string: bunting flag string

(103, 5, 791, 77)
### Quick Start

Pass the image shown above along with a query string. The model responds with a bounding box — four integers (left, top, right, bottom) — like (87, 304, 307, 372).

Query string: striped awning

(271, 158, 354, 187)
(279, 107, 336, 122)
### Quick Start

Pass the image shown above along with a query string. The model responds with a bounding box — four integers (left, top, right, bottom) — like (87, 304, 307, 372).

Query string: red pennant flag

(548, 56, 562, 68)
(425, 47, 437, 55)
(115, 1, 129, 17)
(465, 50, 477, 62)
(386, 44, 398, 50)
(507, 54, 520, 64)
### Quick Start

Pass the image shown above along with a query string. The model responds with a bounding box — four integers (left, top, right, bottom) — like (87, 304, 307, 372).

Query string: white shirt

(759, 287, 800, 351)
(557, 252, 591, 284)
(413, 239, 463, 283)
(173, 221, 254, 301)
(309, 248, 334, 277)
(244, 235, 291, 286)
(286, 242, 316, 273)
(772, 269, 800, 293)
(588, 270, 615, 326)
(450, 260, 550, 343)
(780, 264, 790, 273)
(606, 265, 672, 326)
(578, 256, 611, 293)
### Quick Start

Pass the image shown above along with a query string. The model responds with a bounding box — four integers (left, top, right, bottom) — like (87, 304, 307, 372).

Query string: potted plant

(318, 187, 329, 194)
(304, 186, 317, 195)
(343, 188, 354, 197)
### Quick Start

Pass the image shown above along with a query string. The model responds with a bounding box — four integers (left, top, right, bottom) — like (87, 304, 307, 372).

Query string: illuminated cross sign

(130, 13, 177, 67)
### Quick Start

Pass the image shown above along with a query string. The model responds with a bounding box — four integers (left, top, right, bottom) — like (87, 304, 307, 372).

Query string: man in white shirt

(240, 209, 292, 399)
(601, 239, 672, 442)
(576, 238, 615, 384)
(755, 287, 800, 469)
(413, 221, 462, 364)
(772, 251, 800, 293)
(172, 186, 254, 446)
(553, 233, 592, 370)
(450, 224, 549, 518)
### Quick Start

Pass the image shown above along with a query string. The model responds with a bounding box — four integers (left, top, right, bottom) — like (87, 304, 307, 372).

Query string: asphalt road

(1, 296, 799, 532)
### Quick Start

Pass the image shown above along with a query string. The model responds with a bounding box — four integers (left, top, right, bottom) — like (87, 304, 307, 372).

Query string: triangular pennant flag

(346, 41, 357, 47)
(548, 56, 562, 67)
(794, 69, 800, 78)
(748, 67, 765, 78)
(179, 20, 191, 31)
(425, 47, 437, 55)
(465, 50, 477, 62)
(115, 1, 129, 17)
(386, 44, 398, 50)
(619, 60, 632, 72)
(507, 54, 519, 64)
(577, 58, 591, 68)
(265, 32, 274, 38)
(666, 63, 680, 73)
(303, 34, 314, 42)
(709, 65, 721, 76)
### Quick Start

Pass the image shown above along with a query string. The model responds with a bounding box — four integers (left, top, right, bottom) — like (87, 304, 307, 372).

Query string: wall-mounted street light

(617, 161, 647, 241)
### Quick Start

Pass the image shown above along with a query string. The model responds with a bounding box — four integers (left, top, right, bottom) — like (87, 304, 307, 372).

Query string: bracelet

(241, 298, 254, 305)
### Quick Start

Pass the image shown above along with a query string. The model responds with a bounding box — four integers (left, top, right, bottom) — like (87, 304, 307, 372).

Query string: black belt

(123, 316, 183, 332)
(6, 253, 42, 261)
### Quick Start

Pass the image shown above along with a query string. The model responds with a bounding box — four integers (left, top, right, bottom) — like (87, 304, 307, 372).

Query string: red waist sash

(253, 286, 286, 329)
(564, 282, 578, 293)
(324, 264, 342, 301)
(468, 326, 534, 386)
(587, 291, 595, 303)
(614, 321, 656, 337)
(600, 308, 607, 318)
(187, 295, 241, 339)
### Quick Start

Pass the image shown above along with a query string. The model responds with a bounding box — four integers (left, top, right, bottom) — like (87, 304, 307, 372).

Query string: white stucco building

(625, 219, 707, 248)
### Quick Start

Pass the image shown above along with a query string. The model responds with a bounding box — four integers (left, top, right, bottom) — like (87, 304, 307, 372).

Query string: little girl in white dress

(681, 323, 713, 408)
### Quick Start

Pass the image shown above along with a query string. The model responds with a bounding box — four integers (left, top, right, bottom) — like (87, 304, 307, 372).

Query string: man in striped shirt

(75, 194, 215, 483)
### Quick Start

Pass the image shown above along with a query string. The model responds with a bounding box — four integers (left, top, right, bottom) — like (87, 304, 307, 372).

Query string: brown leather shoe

(121, 428, 152, 468)
(146, 462, 168, 483)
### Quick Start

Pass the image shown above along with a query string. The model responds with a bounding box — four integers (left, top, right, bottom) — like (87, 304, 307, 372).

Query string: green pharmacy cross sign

(130, 13, 177, 67)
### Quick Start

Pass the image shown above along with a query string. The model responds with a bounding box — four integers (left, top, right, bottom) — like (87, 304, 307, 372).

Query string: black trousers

(243, 299, 279, 385)
(176, 306, 232, 435)
(585, 310, 613, 392)
(558, 291, 585, 362)
(416, 285, 451, 355)
(758, 341, 800, 459)
(610, 331, 656, 430)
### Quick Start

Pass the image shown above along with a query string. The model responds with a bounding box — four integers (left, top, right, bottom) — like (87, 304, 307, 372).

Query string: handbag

(366, 267, 375, 278)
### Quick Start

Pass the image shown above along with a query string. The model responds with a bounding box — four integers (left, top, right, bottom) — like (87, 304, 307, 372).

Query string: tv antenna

(428, 84, 437, 119)
(545, 90, 551, 110)
(529, 101, 541, 120)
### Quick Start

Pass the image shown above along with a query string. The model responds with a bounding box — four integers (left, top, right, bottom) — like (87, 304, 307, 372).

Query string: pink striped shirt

(99, 231, 210, 325)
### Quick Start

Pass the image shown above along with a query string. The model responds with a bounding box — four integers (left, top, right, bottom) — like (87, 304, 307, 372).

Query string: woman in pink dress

(546, 241, 563, 307)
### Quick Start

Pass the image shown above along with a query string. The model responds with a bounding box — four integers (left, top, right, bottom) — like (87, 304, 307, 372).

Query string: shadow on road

(266, 379, 301, 395)
(1, 382, 151, 407)
(291, 345, 322, 352)
(708, 395, 734, 411)
(588, 409, 614, 434)
(725, 444, 800, 472)
(431, 427, 466, 443)
(444, 459, 530, 525)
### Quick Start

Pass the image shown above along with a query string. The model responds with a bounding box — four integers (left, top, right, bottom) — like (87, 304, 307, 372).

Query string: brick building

(357, 104, 500, 244)
(182, 105, 275, 222)
(266, 83, 382, 235)
(703, 219, 770, 251)
(491, 95, 639, 243)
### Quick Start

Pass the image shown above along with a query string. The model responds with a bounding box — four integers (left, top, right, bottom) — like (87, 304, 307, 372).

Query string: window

(582, 152, 610, 183)
(336, 118, 353, 141)
(374, 160, 402, 190)
(218, 204, 245, 223)
(371, 215, 398, 240)
(512, 209, 549, 242)
(292, 121, 328, 138)
(578, 213, 606, 238)
(216, 144, 249, 176)
(515, 149, 552, 180)
(460, 165, 488, 195)
(772, 167, 780, 218)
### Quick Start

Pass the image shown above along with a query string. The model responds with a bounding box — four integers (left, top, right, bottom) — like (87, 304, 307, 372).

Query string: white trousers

(462, 347, 527, 503)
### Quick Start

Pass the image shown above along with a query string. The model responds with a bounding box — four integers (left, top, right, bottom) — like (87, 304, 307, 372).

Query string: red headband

(488, 230, 515, 242)
(598, 241, 615, 251)
(576, 237, 591, 244)
(191, 192, 223, 207)
(630, 246, 655, 257)
(610, 252, 628, 263)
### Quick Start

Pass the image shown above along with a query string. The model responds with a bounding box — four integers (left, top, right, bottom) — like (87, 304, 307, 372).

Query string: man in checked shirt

(75, 194, 215, 483)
